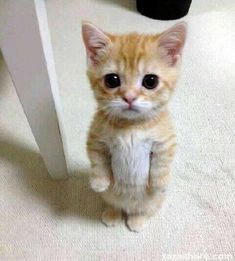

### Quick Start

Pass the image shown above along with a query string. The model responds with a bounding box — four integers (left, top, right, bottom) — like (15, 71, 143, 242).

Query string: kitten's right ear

(82, 22, 111, 66)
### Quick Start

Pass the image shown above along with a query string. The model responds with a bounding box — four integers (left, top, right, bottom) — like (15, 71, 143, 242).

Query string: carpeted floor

(0, 0, 235, 260)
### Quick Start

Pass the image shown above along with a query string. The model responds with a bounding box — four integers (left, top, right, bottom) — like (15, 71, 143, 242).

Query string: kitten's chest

(106, 131, 153, 186)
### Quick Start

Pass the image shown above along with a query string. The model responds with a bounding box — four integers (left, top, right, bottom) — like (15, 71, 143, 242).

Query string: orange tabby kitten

(82, 22, 187, 232)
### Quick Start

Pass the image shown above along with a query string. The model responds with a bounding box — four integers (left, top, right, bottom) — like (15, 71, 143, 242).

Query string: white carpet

(0, 0, 235, 260)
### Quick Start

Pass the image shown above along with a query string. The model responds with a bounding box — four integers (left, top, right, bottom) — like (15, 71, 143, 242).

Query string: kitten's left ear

(82, 22, 111, 66)
(158, 22, 187, 66)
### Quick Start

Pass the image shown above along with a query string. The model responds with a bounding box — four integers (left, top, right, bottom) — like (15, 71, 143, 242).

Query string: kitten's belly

(110, 137, 152, 189)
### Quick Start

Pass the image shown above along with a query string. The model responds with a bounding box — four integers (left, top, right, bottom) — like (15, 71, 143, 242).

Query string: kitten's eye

(142, 74, 159, 90)
(104, 74, 121, 88)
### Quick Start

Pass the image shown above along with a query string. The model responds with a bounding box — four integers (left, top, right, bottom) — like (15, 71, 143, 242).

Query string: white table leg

(0, 0, 68, 179)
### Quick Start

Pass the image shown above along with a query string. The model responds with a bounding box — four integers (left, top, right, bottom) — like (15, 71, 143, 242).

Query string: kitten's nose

(122, 93, 137, 106)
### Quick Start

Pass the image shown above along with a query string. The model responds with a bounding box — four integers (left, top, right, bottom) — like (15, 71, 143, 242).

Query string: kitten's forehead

(107, 33, 160, 75)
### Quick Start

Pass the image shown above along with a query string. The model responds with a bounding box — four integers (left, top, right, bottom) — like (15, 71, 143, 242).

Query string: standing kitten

(82, 22, 187, 232)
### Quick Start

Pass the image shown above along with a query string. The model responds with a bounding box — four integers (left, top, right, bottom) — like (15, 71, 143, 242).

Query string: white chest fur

(107, 130, 154, 188)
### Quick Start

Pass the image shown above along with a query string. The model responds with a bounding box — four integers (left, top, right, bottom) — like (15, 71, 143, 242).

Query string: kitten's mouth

(120, 108, 141, 119)
(123, 107, 138, 112)
(123, 108, 139, 113)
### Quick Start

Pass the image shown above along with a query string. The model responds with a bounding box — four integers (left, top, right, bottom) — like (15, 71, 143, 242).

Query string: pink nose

(122, 94, 137, 106)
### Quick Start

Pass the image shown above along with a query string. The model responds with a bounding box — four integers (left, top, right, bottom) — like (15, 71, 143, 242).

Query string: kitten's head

(82, 22, 187, 121)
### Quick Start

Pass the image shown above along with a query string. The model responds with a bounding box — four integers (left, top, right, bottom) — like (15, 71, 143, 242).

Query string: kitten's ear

(158, 22, 187, 66)
(82, 22, 111, 66)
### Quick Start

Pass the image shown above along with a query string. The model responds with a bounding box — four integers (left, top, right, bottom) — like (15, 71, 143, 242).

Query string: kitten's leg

(88, 151, 112, 192)
(127, 214, 149, 232)
(87, 140, 112, 192)
(149, 135, 176, 197)
(102, 207, 123, 227)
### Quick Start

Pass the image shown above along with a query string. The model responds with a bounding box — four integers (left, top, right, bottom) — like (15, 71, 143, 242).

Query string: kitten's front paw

(102, 208, 123, 227)
(90, 175, 110, 192)
(127, 215, 148, 232)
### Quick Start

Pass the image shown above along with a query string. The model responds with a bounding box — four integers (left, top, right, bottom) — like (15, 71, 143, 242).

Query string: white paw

(101, 208, 123, 227)
(90, 175, 110, 192)
(127, 215, 148, 232)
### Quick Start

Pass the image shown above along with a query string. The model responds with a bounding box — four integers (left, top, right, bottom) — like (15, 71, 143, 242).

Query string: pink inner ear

(87, 46, 102, 65)
(159, 22, 187, 66)
(165, 42, 183, 65)
(82, 23, 110, 66)
(88, 41, 107, 65)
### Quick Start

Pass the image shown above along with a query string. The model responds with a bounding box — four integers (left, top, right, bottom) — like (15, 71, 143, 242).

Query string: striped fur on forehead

(108, 33, 160, 74)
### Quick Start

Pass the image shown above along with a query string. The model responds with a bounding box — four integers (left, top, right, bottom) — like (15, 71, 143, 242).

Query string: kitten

(82, 22, 187, 232)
